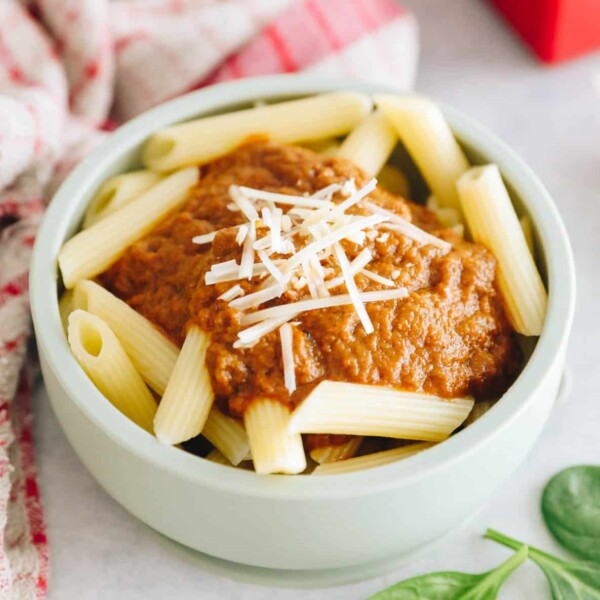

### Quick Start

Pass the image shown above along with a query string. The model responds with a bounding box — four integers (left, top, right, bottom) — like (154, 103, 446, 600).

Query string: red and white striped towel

(0, 1, 418, 597)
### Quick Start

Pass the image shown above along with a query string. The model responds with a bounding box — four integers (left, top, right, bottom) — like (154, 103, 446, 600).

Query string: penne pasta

(374, 95, 469, 210)
(73, 280, 179, 395)
(58, 289, 73, 333)
(377, 164, 410, 198)
(57, 93, 541, 477)
(310, 436, 364, 464)
(463, 400, 496, 427)
(288, 381, 474, 442)
(457, 165, 547, 336)
(83, 170, 164, 228)
(520, 214, 534, 254)
(154, 326, 214, 445)
(202, 407, 250, 467)
(337, 110, 397, 176)
(302, 138, 341, 156)
(205, 449, 231, 466)
(59, 167, 199, 288)
(67, 310, 157, 432)
(244, 399, 306, 475)
(313, 442, 434, 475)
(142, 92, 373, 171)
(426, 195, 462, 228)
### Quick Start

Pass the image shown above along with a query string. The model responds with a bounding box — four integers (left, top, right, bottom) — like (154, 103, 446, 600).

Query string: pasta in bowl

(31, 77, 574, 573)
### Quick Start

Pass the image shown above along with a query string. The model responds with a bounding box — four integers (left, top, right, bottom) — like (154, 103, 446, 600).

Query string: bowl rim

(30, 74, 576, 500)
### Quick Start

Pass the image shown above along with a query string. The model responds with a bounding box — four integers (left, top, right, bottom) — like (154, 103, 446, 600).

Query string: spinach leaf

(542, 466, 600, 562)
(486, 528, 600, 599)
(369, 544, 527, 599)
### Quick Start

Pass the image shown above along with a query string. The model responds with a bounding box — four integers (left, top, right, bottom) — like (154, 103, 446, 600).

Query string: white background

(33, 0, 600, 598)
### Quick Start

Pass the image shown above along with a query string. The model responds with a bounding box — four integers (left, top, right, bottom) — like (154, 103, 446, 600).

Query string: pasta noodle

(313, 443, 434, 475)
(73, 280, 179, 395)
(377, 164, 410, 198)
(337, 110, 397, 176)
(58, 290, 73, 333)
(67, 310, 157, 432)
(374, 94, 469, 210)
(463, 400, 495, 427)
(426, 195, 462, 228)
(310, 437, 363, 464)
(205, 449, 231, 466)
(59, 167, 198, 288)
(302, 139, 341, 156)
(457, 165, 547, 336)
(520, 215, 534, 254)
(202, 408, 250, 467)
(244, 399, 306, 475)
(288, 381, 474, 442)
(83, 170, 163, 228)
(143, 92, 373, 171)
(58, 92, 541, 476)
(154, 326, 214, 445)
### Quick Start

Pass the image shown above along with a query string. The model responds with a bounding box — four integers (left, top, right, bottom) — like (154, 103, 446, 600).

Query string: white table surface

(32, 1, 600, 598)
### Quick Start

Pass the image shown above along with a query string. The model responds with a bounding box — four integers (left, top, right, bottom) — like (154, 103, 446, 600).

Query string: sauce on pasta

(101, 141, 521, 422)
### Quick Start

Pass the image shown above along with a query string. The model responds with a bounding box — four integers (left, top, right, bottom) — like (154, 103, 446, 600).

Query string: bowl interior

(31, 75, 575, 498)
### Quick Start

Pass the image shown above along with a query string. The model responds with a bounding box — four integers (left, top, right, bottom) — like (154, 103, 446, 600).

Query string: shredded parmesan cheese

(218, 284, 244, 301)
(234, 315, 296, 348)
(241, 288, 409, 326)
(192, 231, 217, 245)
(326, 248, 372, 289)
(229, 280, 287, 311)
(333, 243, 373, 333)
(197, 178, 423, 350)
(364, 200, 451, 251)
(229, 185, 259, 221)
(237, 186, 334, 208)
(239, 220, 256, 280)
(360, 269, 395, 287)
(279, 323, 296, 394)
(236, 225, 249, 245)
(257, 249, 283, 282)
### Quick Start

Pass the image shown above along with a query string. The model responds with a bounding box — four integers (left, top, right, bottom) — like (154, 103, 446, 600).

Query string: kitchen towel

(0, 0, 418, 597)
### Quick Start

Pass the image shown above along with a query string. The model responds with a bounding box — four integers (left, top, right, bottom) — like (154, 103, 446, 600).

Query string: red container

(490, 0, 600, 63)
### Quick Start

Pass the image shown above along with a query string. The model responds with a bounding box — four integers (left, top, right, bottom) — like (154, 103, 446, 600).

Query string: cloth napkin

(0, 1, 418, 597)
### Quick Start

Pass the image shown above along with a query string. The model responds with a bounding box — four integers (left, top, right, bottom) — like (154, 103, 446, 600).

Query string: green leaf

(542, 466, 600, 561)
(369, 544, 527, 599)
(486, 529, 600, 599)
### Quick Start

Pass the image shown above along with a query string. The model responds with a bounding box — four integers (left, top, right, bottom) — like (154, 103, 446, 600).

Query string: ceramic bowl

(30, 75, 575, 576)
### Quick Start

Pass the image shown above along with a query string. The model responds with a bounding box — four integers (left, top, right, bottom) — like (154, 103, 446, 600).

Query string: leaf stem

(484, 529, 526, 552)
(493, 544, 529, 576)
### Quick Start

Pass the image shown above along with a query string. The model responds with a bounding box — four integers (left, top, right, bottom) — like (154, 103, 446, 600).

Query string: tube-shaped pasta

(202, 408, 250, 467)
(83, 170, 164, 228)
(313, 443, 434, 475)
(59, 167, 198, 288)
(377, 164, 410, 198)
(244, 399, 306, 475)
(374, 95, 469, 209)
(337, 110, 397, 176)
(520, 215, 534, 254)
(463, 400, 496, 427)
(154, 326, 214, 445)
(74, 280, 179, 395)
(302, 139, 341, 156)
(143, 92, 373, 171)
(288, 381, 474, 442)
(58, 290, 73, 333)
(426, 195, 462, 228)
(67, 310, 157, 432)
(205, 449, 231, 466)
(310, 437, 364, 464)
(457, 165, 547, 336)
